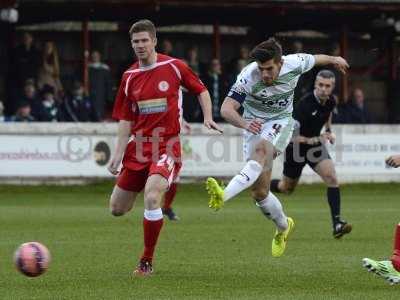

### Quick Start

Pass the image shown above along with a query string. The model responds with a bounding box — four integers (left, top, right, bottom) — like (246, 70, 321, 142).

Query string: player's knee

(253, 147, 269, 166)
(109, 197, 130, 216)
(110, 205, 126, 217)
(323, 173, 338, 186)
(144, 190, 161, 209)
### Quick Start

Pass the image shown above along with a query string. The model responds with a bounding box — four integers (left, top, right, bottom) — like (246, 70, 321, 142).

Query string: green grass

(1, 182, 400, 299)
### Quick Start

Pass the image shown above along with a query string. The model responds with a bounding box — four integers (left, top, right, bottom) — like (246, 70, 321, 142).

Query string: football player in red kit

(362, 154, 400, 285)
(108, 19, 222, 276)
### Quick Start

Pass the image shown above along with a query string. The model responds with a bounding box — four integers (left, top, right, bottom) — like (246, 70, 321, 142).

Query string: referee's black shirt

(293, 92, 336, 138)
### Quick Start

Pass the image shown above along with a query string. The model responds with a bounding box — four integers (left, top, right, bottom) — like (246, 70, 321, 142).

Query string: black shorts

(283, 142, 331, 179)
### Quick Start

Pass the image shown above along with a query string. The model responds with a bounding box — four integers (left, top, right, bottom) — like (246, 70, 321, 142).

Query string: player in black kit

(270, 70, 352, 239)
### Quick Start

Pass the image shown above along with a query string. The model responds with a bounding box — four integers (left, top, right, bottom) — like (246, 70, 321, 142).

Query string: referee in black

(270, 69, 352, 239)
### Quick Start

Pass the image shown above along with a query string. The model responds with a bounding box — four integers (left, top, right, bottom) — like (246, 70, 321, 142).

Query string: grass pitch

(0, 182, 399, 299)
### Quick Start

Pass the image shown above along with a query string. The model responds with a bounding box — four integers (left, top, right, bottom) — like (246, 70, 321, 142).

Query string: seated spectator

(36, 84, 59, 122)
(19, 79, 41, 119)
(10, 102, 36, 122)
(345, 88, 372, 124)
(59, 81, 99, 122)
(200, 58, 228, 122)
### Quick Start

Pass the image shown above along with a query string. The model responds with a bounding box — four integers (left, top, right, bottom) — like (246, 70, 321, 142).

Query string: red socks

(141, 209, 164, 262)
(162, 183, 178, 210)
(391, 223, 400, 272)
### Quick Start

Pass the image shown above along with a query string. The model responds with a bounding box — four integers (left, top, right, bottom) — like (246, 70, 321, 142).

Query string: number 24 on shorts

(157, 154, 174, 172)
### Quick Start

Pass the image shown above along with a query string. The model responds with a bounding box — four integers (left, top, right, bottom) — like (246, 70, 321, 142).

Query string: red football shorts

(116, 154, 182, 192)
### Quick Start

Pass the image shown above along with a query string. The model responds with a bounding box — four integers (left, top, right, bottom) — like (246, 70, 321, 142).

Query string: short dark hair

(316, 69, 336, 80)
(129, 19, 156, 38)
(250, 38, 282, 63)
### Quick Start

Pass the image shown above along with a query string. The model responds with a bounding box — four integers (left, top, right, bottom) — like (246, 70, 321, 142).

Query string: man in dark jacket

(200, 58, 228, 122)
(346, 88, 372, 124)
(89, 50, 112, 120)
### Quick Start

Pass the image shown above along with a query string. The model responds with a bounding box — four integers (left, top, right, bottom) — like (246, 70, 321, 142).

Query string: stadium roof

(7, 0, 400, 33)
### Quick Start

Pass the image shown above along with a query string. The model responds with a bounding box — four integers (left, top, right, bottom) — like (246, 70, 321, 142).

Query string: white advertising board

(1, 124, 400, 182)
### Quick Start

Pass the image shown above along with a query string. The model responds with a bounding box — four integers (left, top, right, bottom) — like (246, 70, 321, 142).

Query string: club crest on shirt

(158, 81, 169, 92)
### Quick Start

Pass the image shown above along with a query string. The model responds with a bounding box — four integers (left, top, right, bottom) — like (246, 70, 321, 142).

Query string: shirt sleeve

(112, 74, 136, 121)
(173, 60, 206, 95)
(292, 53, 316, 74)
(226, 74, 248, 104)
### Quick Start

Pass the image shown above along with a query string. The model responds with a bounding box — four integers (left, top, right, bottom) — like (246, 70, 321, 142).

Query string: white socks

(224, 160, 263, 201)
(256, 192, 288, 232)
(222, 160, 287, 232)
(144, 208, 163, 221)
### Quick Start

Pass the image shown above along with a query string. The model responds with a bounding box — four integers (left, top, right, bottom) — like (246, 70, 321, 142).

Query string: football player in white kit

(206, 38, 349, 257)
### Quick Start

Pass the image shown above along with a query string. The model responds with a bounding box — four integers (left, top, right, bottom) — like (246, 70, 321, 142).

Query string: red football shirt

(112, 53, 206, 169)
(113, 53, 205, 136)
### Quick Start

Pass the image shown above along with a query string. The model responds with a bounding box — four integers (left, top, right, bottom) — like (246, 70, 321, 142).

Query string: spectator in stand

(19, 79, 41, 119)
(12, 32, 40, 88)
(60, 81, 99, 122)
(10, 102, 36, 122)
(36, 84, 59, 122)
(160, 39, 175, 57)
(7, 32, 40, 115)
(291, 40, 304, 53)
(227, 58, 247, 87)
(185, 46, 200, 75)
(201, 58, 228, 122)
(345, 88, 372, 124)
(331, 96, 349, 124)
(238, 45, 250, 63)
(227, 45, 251, 84)
(89, 50, 112, 120)
(37, 41, 64, 99)
(182, 46, 202, 122)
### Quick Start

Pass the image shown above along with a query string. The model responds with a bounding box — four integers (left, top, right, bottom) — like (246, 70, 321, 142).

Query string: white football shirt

(228, 53, 315, 121)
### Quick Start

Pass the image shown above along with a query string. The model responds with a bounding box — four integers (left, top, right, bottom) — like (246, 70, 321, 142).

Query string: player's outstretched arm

(197, 90, 223, 133)
(221, 97, 262, 135)
(314, 54, 349, 74)
(108, 120, 131, 175)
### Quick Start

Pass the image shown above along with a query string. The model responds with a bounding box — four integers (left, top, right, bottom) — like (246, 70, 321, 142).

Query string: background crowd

(0, 32, 374, 124)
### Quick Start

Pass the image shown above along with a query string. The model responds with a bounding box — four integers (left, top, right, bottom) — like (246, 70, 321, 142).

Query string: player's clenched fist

(246, 119, 263, 135)
(386, 155, 400, 168)
(333, 56, 349, 74)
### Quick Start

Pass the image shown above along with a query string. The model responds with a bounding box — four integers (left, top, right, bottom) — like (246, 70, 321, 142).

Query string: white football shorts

(243, 117, 295, 161)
